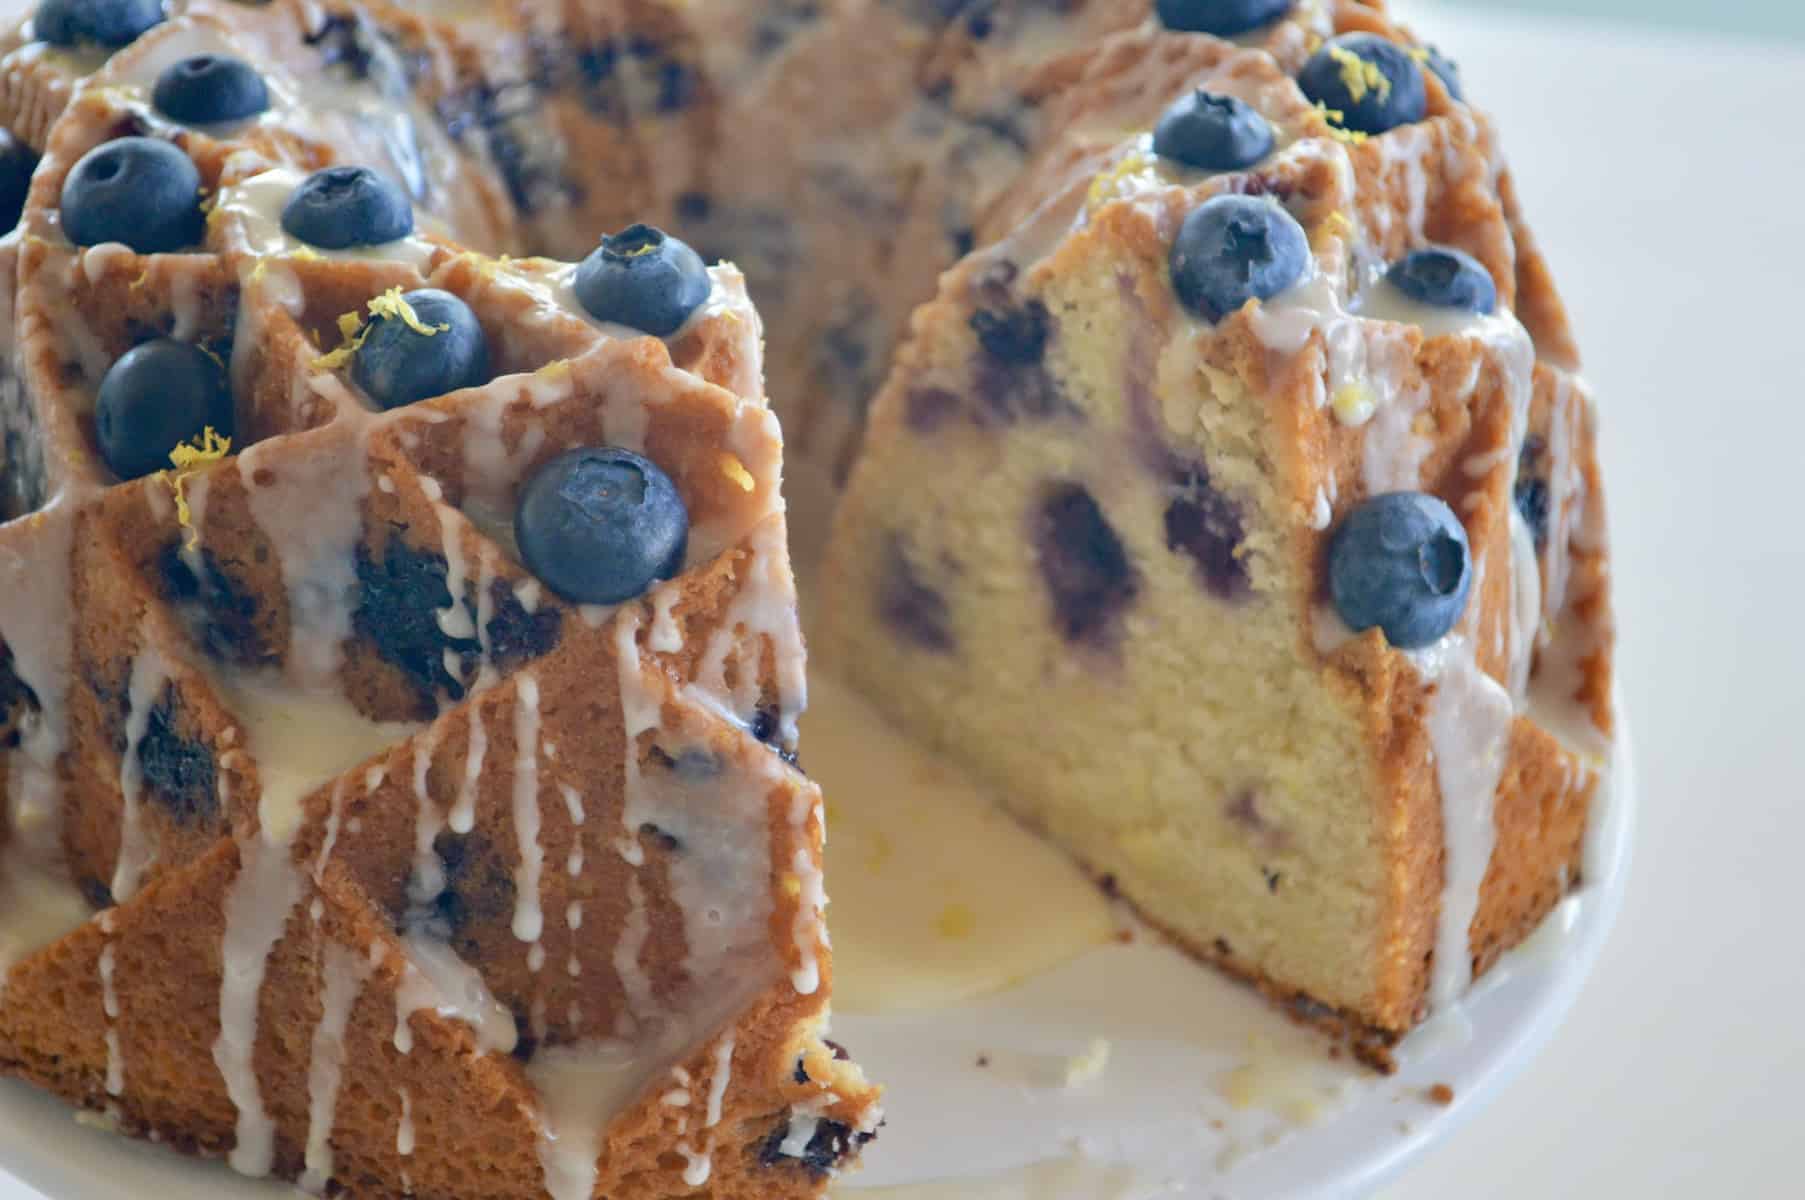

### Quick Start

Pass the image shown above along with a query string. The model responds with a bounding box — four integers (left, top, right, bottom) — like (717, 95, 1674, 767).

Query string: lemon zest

(1086, 148, 1152, 210)
(1328, 44, 1390, 105)
(616, 234, 660, 259)
(720, 453, 755, 493)
(1314, 101, 1369, 146)
(368, 286, 446, 337)
(312, 287, 447, 370)
(161, 427, 232, 549)
(1316, 209, 1356, 249)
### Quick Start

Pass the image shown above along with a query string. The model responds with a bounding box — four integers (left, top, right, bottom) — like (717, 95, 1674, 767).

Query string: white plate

(0, 723, 1633, 1200)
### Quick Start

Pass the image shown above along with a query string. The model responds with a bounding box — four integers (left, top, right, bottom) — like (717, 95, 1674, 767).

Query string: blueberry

(353, 538, 477, 713)
(34, 0, 162, 47)
(1036, 484, 1139, 646)
(970, 300, 1049, 364)
(0, 129, 36, 233)
(152, 54, 270, 125)
(1153, 90, 1274, 172)
(95, 339, 233, 481)
(280, 164, 413, 249)
(1328, 492, 1472, 650)
(1154, 0, 1292, 36)
(573, 224, 710, 337)
(351, 288, 489, 410)
(1297, 33, 1427, 135)
(138, 693, 219, 826)
(1168, 194, 1309, 322)
(1514, 476, 1550, 548)
(61, 136, 202, 252)
(514, 447, 689, 605)
(1385, 246, 1496, 314)
(1422, 45, 1463, 101)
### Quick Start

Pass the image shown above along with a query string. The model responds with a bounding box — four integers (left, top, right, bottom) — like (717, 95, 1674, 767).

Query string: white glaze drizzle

(393, 930, 518, 1057)
(299, 942, 372, 1194)
(690, 517, 807, 742)
(97, 912, 123, 1097)
(236, 434, 370, 693)
(789, 793, 827, 997)
(407, 720, 449, 908)
(450, 705, 487, 835)
(396, 1087, 415, 1157)
(111, 647, 171, 904)
(510, 674, 545, 950)
(212, 828, 305, 1179)
(704, 1032, 735, 1129)
(1411, 629, 1513, 1012)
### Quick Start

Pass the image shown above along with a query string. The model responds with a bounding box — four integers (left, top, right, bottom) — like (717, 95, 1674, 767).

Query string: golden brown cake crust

(0, 6, 879, 1196)
(815, 0, 1615, 1068)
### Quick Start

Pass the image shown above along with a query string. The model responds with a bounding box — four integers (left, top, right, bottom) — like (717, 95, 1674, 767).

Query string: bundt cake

(0, 0, 1615, 1193)
(0, 3, 880, 1198)
(818, 4, 1614, 1063)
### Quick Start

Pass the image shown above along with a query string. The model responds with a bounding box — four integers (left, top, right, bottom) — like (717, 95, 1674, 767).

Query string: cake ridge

(0, 3, 878, 1196)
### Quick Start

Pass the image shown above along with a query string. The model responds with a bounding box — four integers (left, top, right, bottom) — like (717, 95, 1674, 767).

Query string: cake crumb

(1426, 1083, 1455, 1106)
(1063, 1038, 1111, 1088)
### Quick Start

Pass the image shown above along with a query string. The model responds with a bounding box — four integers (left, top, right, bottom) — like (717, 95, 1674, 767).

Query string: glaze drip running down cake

(0, 0, 1613, 1194)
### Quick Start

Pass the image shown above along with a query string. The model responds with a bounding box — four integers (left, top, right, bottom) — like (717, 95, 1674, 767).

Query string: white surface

(1384, 4, 1805, 1199)
(3, 3, 1801, 1198)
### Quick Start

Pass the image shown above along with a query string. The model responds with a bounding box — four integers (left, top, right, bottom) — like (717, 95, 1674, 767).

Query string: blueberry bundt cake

(819, 6, 1614, 1063)
(0, 0, 1614, 1192)
(0, 4, 879, 1198)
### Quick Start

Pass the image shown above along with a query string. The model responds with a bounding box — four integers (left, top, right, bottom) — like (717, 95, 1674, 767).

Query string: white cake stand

(0, 723, 1633, 1200)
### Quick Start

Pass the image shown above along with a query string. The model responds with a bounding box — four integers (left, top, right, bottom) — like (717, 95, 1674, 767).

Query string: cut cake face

(818, 2, 1613, 1064)
(0, 6, 877, 1198)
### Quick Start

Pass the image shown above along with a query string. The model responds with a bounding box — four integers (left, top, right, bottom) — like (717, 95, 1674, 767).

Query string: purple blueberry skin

(515, 447, 690, 605)
(1168, 194, 1310, 322)
(1385, 246, 1497, 314)
(1297, 33, 1428, 135)
(61, 137, 204, 253)
(1154, 0, 1293, 37)
(1328, 491, 1473, 649)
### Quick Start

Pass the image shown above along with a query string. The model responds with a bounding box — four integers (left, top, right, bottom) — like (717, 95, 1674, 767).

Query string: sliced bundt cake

(0, 6, 877, 1198)
(0, 4, 1617, 1196)
(819, 2, 1613, 1064)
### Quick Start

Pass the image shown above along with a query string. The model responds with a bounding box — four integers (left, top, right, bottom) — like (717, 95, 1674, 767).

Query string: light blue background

(1444, 0, 1804, 39)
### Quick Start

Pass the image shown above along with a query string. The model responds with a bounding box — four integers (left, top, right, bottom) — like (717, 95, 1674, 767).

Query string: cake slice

(0, 12, 877, 1197)
(819, 4, 1614, 1064)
